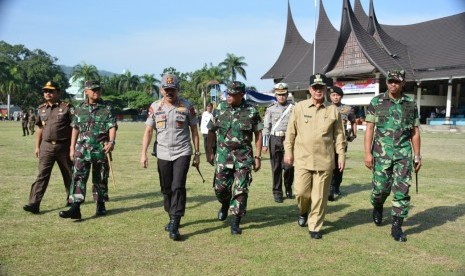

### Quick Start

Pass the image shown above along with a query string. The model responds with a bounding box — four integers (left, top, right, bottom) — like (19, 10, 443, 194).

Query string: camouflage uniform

(366, 91, 419, 217)
(68, 99, 117, 204)
(207, 100, 263, 216)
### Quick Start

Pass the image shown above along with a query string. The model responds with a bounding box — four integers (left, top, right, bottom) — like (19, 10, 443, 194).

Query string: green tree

(140, 74, 160, 98)
(219, 53, 247, 82)
(71, 62, 100, 83)
(0, 41, 68, 109)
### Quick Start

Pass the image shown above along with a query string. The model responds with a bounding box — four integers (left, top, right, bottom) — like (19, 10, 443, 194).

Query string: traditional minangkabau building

(262, 0, 465, 125)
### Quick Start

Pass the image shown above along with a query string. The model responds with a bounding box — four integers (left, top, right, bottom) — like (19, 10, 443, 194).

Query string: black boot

(169, 216, 181, 241)
(218, 202, 229, 221)
(328, 185, 335, 201)
(23, 203, 40, 214)
(372, 206, 383, 226)
(59, 203, 82, 219)
(96, 202, 106, 216)
(285, 189, 294, 199)
(391, 216, 407, 242)
(230, 215, 242, 235)
(165, 216, 173, 232)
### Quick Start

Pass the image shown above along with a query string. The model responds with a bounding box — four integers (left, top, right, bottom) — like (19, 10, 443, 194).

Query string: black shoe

(169, 216, 181, 241)
(285, 190, 294, 199)
(23, 204, 40, 214)
(96, 202, 106, 216)
(328, 194, 335, 201)
(230, 215, 242, 235)
(373, 206, 383, 226)
(218, 202, 229, 221)
(165, 216, 173, 232)
(274, 194, 283, 203)
(298, 213, 308, 227)
(391, 216, 407, 242)
(310, 231, 322, 239)
(59, 204, 81, 219)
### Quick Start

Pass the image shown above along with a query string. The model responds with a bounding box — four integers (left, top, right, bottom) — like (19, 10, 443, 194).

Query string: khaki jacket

(284, 99, 346, 171)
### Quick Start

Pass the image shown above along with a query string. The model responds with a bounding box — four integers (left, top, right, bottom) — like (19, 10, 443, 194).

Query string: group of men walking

(23, 70, 421, 243)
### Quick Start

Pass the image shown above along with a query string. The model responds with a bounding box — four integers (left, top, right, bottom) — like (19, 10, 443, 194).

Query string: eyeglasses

(277, 93, 288, 97)
(387, 80, 402, 84)
(43, 90, 56, 94)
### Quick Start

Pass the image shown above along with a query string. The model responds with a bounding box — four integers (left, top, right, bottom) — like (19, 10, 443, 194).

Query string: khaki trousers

(294, 167, 332, 232)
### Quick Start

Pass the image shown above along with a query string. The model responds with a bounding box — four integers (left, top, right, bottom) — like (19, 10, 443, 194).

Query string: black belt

(45, 140, 69, 145)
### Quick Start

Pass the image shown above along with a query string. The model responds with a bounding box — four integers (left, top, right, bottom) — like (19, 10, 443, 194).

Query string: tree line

(0, 41, 249, 113)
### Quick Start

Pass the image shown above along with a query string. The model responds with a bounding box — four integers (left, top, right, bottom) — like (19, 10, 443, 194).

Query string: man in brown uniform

(23, 81, 74, 214)
(284, 73, 346, 239)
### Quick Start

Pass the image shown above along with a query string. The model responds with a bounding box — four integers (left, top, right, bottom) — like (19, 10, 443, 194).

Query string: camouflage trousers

(214, 163, 252, 217)
(68, 144, 109, 204)
(370, 157, 412, 217)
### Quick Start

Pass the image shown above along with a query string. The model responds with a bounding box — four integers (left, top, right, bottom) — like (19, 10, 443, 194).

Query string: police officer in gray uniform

(262, 83, 295, 203)
(140, 73, 200, 241)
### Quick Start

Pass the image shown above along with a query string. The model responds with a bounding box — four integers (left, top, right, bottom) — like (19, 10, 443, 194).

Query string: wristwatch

(108, 140, 115, 145)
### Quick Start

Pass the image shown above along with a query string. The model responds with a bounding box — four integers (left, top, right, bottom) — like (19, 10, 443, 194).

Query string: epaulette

(38, 103, 47, 109)
(267, 102, 276, 108)
(59, 101, 70, 107)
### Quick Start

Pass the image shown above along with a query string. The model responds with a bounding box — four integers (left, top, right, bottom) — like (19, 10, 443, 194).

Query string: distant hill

(60, 65, 117, 78)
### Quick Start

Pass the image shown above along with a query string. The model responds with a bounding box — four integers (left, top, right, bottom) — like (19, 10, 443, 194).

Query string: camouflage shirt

(365, 92, 419, 159)
(207, 100, 263, 168)
(71, 99, 117, 147)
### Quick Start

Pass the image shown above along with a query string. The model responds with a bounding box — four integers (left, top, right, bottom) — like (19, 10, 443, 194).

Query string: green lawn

(1, 121, 464, 275)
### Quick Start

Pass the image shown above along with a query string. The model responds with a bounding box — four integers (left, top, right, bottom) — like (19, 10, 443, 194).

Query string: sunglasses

(43, 90, 56, 94)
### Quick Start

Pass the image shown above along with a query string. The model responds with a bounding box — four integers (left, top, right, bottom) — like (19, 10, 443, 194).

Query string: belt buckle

(51, 140, 56, 145)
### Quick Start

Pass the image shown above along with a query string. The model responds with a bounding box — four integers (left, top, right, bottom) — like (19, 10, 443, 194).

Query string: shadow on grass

(405, 203, 465, 235)
(335, 182, 372, 199)
(324, 208, 373, 234)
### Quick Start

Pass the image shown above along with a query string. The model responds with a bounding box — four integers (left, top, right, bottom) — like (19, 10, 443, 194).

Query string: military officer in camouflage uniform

(28, 109, 37, 135)
(284, 74, 346, 239)
(262, 82, 294, 203)
(328, 86, 357, 201)
(23, 81, 73, 214)
(59, 80, 117, 220)
(206, 81, 263, 235)
(140, 73, 200, 241)
(364, 70, 422, 242)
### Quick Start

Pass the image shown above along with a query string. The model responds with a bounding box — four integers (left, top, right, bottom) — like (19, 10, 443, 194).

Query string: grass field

(1, 121, 465, 275)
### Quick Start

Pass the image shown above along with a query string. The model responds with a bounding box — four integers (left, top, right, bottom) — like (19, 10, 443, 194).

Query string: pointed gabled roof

(281, 0, 339, 91)
(326, 0, 409, 78)
(382, 12, 465, 80)
(261, 1, 311, 80)
(353, 0, 369, 31)
(367, 1, 415, 78)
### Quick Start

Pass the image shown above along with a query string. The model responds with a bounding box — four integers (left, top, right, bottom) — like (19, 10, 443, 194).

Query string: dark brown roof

(279, 0, 339, 91)
(261, 1, 311, 81)
(264, 0, 465, 86)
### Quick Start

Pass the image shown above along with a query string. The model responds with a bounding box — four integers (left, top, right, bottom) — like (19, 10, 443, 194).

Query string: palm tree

(193, 64, 226, 109)
(140, 74, 160, 98)
(219, 53, 248, 82)
(119, 70, 140, 93)
(71, 62, 100, 83)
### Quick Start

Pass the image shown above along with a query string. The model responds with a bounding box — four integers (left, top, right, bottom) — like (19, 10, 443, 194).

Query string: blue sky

(1, 0, 464, 92)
